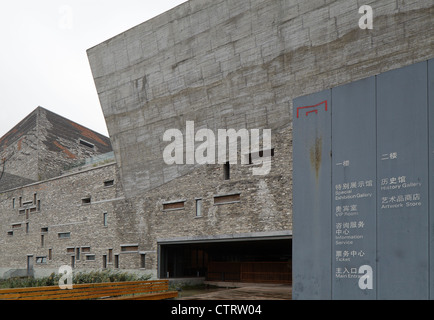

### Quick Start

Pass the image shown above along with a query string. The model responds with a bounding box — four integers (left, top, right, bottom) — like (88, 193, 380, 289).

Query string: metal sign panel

(293, 90, 332, 300)
(293, 59, 433, 300)
(376, 61, 428, 300)
(430, 58, 434, 299)
(331, 77, 376, 300)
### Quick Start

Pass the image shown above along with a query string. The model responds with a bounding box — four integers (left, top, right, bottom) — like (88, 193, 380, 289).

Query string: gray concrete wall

(88, 0, 434, 199)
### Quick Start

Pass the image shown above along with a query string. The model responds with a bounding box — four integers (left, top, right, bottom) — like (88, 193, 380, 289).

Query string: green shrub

(0, 270, 151, 289)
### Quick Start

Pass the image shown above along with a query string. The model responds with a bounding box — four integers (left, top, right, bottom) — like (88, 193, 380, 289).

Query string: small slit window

(163, 200, 186, 211)
(121, 245, 139, 252)
(214, 193, 241, 205)
(86, 254, 96, 261)
(58, 232, 71, 239)
(81, 247, 91, 253)
(82, 197, 91, 205)
(104, 180, 114, 187)
(79, 139, 95, 149)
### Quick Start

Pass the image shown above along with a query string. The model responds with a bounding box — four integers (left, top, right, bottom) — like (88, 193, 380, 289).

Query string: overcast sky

(0, 0, 187, 138)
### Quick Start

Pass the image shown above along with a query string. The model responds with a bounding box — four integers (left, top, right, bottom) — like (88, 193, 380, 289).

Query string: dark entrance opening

(159, 238, 291, 284)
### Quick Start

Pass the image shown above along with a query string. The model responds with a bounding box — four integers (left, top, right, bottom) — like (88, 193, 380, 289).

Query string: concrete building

(0, 0, 432, 285)
(87, 0, 432, 283)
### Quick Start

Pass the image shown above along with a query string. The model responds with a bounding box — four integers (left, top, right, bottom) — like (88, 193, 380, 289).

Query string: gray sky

(0, 0, 187, 138)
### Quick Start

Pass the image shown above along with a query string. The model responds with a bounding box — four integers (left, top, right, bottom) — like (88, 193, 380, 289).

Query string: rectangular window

(26, 223, 29, 234)
(140, 254, 146, 269)
(224, 162, 230, 180)
(66, 247, 75, 254)
(19, 197, 22, 207)
(196, 199, 203, 217)
(108, 249, 113, 263)
(33, 193, 37, 205)
(12, 198, 15, 209)
(86, 254, 95, 261)
(36, 256, 47, 264)
(7, 231, 13, 236)
(82, 197, 91, 205)
(12, 223, 22, 229)
(121, 245, 139, 252)
(76, 247, 81, 261)
(102, 255, 107, 269)
(48, 249, 52, 260)
(81, 246, 91, 253)
(114, 255, 119, 269)
(214, 193, 241, 205)
(37, 200, 41, 211)
(41, 227, 48, 233)
(163, 201, 185, 211)
(19, 209, 25, 215)
(103, 212, 108, 227)
(23, 201, 33, 207)
(104, 180, 114, 187)
(58, 232, 71, 239)
(41, 234, 44, 247)
(79, 139, 95, 149)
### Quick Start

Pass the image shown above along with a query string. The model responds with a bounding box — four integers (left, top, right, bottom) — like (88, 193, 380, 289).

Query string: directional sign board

(293, 59, 434, 300)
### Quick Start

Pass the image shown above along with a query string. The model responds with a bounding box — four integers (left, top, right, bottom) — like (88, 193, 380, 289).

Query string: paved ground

(177, 284, 292, 300)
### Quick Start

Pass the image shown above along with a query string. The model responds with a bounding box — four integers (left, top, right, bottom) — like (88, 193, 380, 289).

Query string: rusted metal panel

(293, 90, 332, 300)
(331, 76, 376, 300)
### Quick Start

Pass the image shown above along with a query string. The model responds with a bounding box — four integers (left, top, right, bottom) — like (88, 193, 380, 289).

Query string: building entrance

(159, 238, 291, 284)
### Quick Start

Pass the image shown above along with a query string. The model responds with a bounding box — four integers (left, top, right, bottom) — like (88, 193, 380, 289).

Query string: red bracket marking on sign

(297, 101, 328, 118)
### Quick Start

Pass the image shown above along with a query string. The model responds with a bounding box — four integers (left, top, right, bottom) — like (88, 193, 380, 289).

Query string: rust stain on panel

(310, 137, 322, 183)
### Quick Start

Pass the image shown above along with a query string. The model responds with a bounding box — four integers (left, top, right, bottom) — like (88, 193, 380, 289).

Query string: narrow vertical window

(48, 249, 52, 260)
(19, 197, 22, 207)
(26, 223, 29, 234)
(224, 162, 230, 180)
(41, 234, 45, 247)
(108, 249, 113, 263)
(140, 254, 146, 269)
(102, 255, 107, 269)
(37, 200, 41, 211)
(76, 247, 80, 261)
(103, 212, 108, 227)
(33, 193, 37, 205)
(114, 255, 119, 269)
(12, 198, 15, 209)
(196, 199, 203, 217)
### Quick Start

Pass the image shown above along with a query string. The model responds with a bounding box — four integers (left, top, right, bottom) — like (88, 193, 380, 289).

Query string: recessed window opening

(248, 148, 275, 165)
(41, 227, 48, 233)
(86, 254, 96, 261)
(163, 200, 185, 211)
(41, 234, 45, 247)
(223, 162, 230, 180)
(140, 254, 146, 269)
(36, 257, 47, 264)
(82, 197, 91, 205)
(196, 199, 203, 217)
(121, 245, 139, 252)
(104, 180, 114, 187)
(79, 139, 95, 149)
(58, 232, 71, 239)
(214, 193, 241, 205)
(103, 212, 108, 227)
